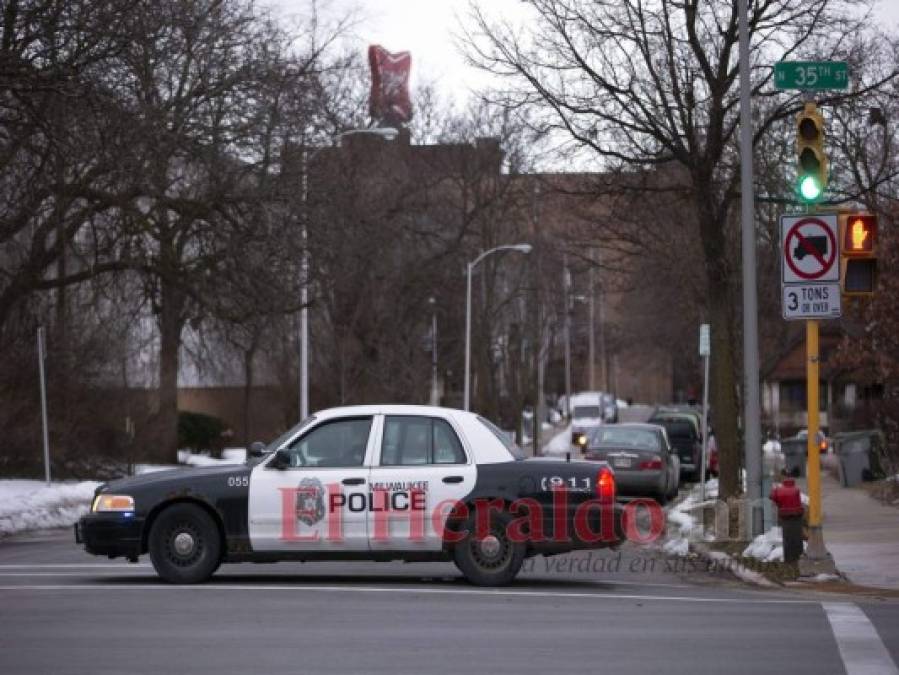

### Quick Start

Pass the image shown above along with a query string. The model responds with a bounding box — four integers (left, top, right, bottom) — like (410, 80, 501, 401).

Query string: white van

(570, 392, 605, 447)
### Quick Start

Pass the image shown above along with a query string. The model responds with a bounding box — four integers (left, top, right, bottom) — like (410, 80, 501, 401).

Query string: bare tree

(462, 0, 898, 498)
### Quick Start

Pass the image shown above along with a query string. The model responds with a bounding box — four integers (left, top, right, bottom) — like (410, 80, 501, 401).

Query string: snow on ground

(704, 549, 776, 587)
(544, 424, 573, 456)
(134, 464, 178, 475)
(0, 449, 249, 538)
(0, 480, 100, 537)
(662, 478, 717, 554)
(742, 526, 785, 563)
(176, 448, 246, 466)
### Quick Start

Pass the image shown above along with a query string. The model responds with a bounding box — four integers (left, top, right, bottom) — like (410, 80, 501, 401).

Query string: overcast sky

(268, 0, 899, 108)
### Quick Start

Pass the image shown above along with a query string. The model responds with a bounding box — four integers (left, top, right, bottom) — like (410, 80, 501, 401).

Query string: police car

(76, 405, 624, 586)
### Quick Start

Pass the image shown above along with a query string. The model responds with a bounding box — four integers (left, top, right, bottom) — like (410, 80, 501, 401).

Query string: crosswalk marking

(823, 602, 899, 675)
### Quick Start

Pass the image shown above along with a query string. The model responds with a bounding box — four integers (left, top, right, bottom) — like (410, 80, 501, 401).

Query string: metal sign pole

(699, 323, 710, 503)
(37, 326, 51, 485)
(738, 0, 762, 537)
(700, 354, 710, 503)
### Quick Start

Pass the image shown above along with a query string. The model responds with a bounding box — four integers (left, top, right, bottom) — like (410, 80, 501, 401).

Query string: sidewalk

(802, 471, 899, 590)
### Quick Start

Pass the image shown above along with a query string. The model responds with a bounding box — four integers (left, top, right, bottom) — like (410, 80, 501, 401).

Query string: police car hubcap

(173, 532, 196, 556)
(479, 535, 501, 559)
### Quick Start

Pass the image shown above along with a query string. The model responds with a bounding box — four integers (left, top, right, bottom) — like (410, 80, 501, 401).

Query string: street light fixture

(299, 126, 400, 420)
(464, 243, 532, 411)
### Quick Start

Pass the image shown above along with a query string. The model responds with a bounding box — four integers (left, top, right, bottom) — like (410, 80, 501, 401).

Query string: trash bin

(833, 430, 885, 487)
(780, 438, 807, 478)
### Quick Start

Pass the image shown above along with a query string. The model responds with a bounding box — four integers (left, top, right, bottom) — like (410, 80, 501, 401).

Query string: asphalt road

(1, 528, 898, 675)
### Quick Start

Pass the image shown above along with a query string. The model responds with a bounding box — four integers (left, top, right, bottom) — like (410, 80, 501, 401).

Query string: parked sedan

(583, 424, 679, 504)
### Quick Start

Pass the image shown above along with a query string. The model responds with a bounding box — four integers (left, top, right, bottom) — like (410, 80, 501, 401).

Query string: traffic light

(839, 213, 877, 296)
(796, 102, 827, 203)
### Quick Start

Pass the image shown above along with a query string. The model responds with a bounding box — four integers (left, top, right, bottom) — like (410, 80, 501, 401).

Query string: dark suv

(647, 412, 702, 482)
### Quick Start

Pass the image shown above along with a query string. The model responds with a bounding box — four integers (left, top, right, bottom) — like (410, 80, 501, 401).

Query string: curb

(689, 541, 778, 588)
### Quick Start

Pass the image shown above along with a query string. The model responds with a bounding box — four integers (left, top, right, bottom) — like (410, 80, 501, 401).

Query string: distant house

(761, 323, 884, 438)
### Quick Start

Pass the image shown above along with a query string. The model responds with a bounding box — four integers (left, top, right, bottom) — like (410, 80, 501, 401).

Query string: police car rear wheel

(453, 509, 524, 586)
(148, 503, 221, 584)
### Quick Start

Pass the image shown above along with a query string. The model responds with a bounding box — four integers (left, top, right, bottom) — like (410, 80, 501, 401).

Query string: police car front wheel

(453, 510, 525, 586)
(148, 503, 222, 584)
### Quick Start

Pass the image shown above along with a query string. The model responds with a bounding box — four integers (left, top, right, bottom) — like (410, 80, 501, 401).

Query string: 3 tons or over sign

(781, 214, 839, 284)
(782, 283, 842, 320)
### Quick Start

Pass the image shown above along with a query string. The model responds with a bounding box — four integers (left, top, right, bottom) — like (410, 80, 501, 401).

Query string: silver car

(583, 424, 679, 504)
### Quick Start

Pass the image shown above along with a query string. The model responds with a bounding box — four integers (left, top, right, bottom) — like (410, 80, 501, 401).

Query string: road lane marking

(0, 564, 152, 569)
(0, 569, 690, 588)
(0, 572, 151, 576)
(823, 603, 899, 675)
(0, 583, 815, 605)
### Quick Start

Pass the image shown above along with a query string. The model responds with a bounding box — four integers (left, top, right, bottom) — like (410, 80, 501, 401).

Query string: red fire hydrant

(769, 478, 804, 563)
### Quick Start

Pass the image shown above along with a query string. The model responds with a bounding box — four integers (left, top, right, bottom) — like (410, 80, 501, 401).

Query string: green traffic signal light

(796, 102, 827, 204)
(799, 174, 822, 202)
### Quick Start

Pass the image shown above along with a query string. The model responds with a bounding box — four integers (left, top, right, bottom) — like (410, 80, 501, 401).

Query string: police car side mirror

(248, 441, 267, 458)
(270, 449, 290, 470)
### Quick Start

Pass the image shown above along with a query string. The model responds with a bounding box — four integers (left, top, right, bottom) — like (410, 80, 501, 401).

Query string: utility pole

(531, 181, 541, 456)
(37, 327, 51, 485)
(738, 0, 762, 536)
(588, 257, 596, 392)
(299, 145, 310, 422)
(562, 256, 572, 418)
(596, 253, 608, 392)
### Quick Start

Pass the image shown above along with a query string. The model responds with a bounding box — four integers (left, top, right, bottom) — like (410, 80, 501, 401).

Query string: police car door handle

(342, 477, 366, 486)
(442, 476, 464, 484)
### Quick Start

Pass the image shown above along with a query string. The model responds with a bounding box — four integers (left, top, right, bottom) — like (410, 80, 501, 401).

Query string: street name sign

(782, 283, 842, 320)
(774, 61, 848, 90)
(782, 214, 839, 284)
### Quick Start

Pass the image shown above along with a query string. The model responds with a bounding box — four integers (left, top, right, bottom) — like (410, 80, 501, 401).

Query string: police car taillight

(597, 468, 615, 503)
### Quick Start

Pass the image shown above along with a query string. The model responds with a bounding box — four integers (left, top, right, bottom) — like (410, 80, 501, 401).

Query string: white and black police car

(76, 405, 624, 586)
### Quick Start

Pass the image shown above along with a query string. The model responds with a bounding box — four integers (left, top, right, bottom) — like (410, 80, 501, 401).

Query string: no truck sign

(781, 214, 841, 321)
(782, 214, 839, 284)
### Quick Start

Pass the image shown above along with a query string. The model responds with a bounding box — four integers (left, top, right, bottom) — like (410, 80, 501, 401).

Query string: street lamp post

(429, 296, 438, 406)
(464, 243, 532, 412)
(299, 126, 398, 421)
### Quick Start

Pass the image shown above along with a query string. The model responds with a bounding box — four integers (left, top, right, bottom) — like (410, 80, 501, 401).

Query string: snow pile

(0, 480, 100, 537)
(662, 535, 689, 556)
(134, 464, 178, 475)
(808, 573, 841, 583)
(543, 424, 573, 456)
(763, 439, 782, 454)
(704, 549, 777, 587)
(176, 449, 245, 467)
(742, 526, 784, 563)
(221, 448, 247, 462)
(661, 478, 717, 554)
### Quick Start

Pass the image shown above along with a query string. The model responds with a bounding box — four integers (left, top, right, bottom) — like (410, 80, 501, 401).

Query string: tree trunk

(157, 277, 185, 463)
(697, 198, 741, 500)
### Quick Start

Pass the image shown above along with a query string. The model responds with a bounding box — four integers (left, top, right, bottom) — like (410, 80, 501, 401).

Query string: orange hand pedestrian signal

(850, 218, 870, 251)
(839, 213, 877, 296)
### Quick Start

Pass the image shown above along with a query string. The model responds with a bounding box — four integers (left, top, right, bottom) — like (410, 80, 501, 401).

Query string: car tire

(148, 503, 222, 584)
(453, 508, 525, 586)
(666, 474, 678, 500)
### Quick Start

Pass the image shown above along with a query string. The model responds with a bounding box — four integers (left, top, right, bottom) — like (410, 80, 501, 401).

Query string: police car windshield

(476, 416, 525, 460)
(265, 416, 316, 452)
